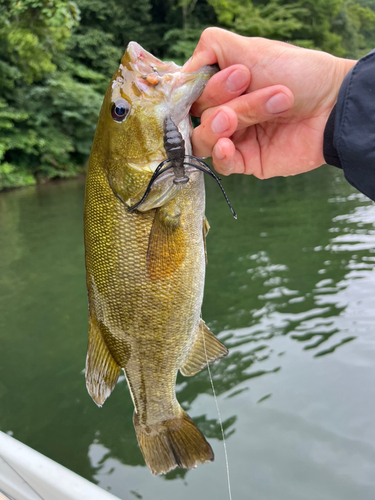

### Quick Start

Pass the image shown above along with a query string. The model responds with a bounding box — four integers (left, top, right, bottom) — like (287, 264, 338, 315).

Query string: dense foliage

(1, 0, 375, 190)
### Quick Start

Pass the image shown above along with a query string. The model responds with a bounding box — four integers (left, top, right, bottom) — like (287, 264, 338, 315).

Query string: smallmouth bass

(84, 42, 228, 475)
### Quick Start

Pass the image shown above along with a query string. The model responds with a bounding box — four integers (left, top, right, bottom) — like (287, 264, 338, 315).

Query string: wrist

(323, 58, 356, 168)
(332, 57, 357, 101)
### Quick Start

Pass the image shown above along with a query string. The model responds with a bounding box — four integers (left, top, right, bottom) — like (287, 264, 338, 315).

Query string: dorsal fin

(180, 320, 228, 377)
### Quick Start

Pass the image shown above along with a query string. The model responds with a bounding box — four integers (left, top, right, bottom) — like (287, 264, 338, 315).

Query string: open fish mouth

(114, 41, 218, 129)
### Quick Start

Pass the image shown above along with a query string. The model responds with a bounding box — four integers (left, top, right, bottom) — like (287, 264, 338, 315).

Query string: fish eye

(111, 98, 131, 122)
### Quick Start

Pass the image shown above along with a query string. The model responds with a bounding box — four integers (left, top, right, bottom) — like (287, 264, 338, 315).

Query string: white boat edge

(0, 431, 121, 500)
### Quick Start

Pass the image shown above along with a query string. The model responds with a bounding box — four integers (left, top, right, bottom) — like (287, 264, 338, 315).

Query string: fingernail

(182, 56, 192, 70)
(265, 93, 291, 114)
(214, 144, 233, 173)
(226, 69, 249, 93)
(211, 111, 229, 134)
(215, 143, 226, 160)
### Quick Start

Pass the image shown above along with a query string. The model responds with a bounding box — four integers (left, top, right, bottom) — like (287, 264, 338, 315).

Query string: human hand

(183, 28, 357, 178)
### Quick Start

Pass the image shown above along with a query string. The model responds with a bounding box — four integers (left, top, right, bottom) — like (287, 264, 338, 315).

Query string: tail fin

(134, 410, 214, 475)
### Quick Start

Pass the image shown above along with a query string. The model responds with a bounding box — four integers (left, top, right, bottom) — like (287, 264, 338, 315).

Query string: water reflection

(1, 169, 375, 499)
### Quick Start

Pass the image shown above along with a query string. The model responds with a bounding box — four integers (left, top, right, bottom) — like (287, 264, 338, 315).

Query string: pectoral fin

(180, 320, 228, 376)
(147, 205, 186, 280)
(85, 315, 121, 407)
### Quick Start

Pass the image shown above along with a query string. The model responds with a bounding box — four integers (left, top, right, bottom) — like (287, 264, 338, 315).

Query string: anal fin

(180, 319, 228, 376)
(85, 315, 121, 407)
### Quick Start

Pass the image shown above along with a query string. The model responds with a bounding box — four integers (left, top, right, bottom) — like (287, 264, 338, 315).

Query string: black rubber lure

(127, 117, 237, 219)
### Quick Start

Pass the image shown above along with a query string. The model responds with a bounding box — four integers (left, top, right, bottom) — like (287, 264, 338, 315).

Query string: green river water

(1, 166, 375, 500)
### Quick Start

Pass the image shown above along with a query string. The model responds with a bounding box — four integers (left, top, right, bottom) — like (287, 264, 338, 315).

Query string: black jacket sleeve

(323, 50, 375, 201)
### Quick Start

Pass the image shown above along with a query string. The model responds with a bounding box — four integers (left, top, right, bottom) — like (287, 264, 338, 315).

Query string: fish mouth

(117, 42, 218, 121)
(115, 43, 218, 177)
(124, 42, 181, 76)
(117, 44, 236, 216)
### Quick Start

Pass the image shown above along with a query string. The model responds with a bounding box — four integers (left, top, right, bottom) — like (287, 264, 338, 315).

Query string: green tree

(1, 0, 375, 191)
(207, 0, 375, 56)
(0, 0, 81, 189)
(0, 0, 154, 189)
(68, 0, 152, 76)
(0, 0, 79, 83)
(158, 0, 217, 63)
(335, 0, 375, 57)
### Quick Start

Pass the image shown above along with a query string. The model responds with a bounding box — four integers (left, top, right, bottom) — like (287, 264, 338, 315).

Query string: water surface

(1, 167, 375, 500)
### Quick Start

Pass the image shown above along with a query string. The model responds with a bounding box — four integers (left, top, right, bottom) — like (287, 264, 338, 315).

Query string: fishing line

(202, 330, 233, 500)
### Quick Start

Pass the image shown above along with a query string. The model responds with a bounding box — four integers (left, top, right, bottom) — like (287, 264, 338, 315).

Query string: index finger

(190, 64, 251, 117)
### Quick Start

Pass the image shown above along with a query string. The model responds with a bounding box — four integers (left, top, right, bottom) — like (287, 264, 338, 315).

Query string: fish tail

(133, 409, 214, 475)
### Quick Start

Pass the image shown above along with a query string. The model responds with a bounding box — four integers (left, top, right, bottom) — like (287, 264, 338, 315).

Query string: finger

(192, 85, 293, 158)
(205, 85, 294, 131)
(192, 106, 238, 158)
(230, 85, 294, 129)
(190, 64, 251, 117)
(192, 86, 292, 158)
(213, 138, 254, 177)
(213, 132, 261, 178)
(212, 138, 237, 176)
(181, 28, 220, 71)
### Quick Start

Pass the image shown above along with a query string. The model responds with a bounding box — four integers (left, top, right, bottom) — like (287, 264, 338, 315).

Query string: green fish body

(84, 42, 228, 475)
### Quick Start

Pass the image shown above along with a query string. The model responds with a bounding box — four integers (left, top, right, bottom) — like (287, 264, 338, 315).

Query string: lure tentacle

(126, 161, 174, 213)
(182, 162, 237, 219)
(127, 118, 236, 218)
